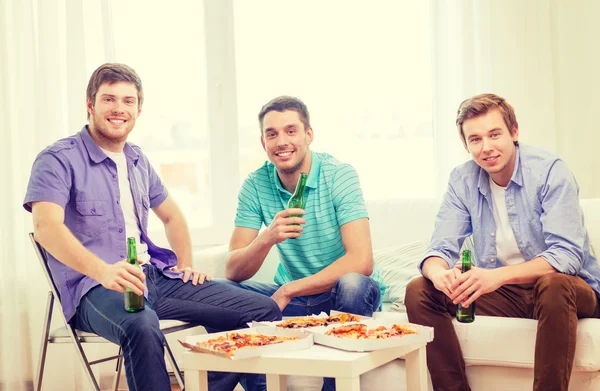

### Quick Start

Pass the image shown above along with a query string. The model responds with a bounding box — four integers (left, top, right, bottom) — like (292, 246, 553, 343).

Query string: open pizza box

(250, 310, 371, 330)
(179, 326, 313, 360)
(306, 319, 434, 352)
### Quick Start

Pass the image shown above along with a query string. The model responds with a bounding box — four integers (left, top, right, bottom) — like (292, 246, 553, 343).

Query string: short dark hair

(86, 63, 143, 119)
(456, 93, 519, 146)
(258, 96, 310, 133)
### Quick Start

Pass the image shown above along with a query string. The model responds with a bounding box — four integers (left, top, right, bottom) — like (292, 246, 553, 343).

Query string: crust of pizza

(276, 313, 362, 328)
(194, 332, 299, 356)
(325, 323, 418, 340)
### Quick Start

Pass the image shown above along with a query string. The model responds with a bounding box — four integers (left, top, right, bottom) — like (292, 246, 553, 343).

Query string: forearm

(33, 222, 106, 281)
(495, 257, 557, 285)
(422, 256, 451, 280)
(164, 215, 193, 268)
(225, 232, 273, 282)
(284, 253, 373, 297)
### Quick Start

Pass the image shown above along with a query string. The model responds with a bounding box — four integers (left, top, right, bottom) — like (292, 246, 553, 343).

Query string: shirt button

(490, 258, 495, 263)
(491, 232, 495, 236)
(119, 228, 123, 233)
(70, 140, 75, 145)
(116, 200, 120, 204)
(113, 174, 117, 179)
(120, 253, 125, 258)
(91, 208, 96, 214)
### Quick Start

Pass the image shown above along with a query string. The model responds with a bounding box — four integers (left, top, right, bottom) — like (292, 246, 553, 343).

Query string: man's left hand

(271, 285, 292, 311)
(172, 266, 211, 286)
(450, 266, 503, 308)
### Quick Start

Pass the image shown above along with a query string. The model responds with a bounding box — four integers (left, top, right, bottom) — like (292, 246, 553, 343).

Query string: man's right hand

(427, 263, 462, 299)
(97, 260, 146, 296)
(261, 208, 306, 245)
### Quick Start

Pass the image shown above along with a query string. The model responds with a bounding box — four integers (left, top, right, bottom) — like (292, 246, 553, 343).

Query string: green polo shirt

(235, 151, 385, 301)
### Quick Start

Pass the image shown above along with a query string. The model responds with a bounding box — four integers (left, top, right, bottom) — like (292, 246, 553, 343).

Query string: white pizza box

(179, 326, 313, 360)
(251, 310, 371, 330)
(306, 319, 434, 352)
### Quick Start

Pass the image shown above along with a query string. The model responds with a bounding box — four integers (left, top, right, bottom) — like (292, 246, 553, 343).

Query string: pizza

(325, 323, 418, 339)
(276, 312, 362, 328)
(194, 332, 299, 356)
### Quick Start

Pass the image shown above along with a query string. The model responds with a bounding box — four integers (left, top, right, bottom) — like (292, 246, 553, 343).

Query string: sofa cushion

(374, 241, 428, 311)
(374, 312, 600, 371)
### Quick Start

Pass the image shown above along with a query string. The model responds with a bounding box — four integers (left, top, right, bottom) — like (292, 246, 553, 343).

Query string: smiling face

(462, 108, 519, 187)
(261, 110, 313, 175)
(86, 81, 141, 151)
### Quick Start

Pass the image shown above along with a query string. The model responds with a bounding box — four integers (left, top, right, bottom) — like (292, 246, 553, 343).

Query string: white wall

(551, 0, 600, 198)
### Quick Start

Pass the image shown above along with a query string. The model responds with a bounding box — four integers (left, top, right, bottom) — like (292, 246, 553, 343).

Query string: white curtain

(0, 1, 102, 389)
(431, 0, 600, 199)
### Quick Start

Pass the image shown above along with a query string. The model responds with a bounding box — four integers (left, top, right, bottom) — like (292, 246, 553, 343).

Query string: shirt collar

(305, 151, 321, 189)
(478, 145, 522, 196)
(273, 150, 320, 194)
(80, 125, 139, 165)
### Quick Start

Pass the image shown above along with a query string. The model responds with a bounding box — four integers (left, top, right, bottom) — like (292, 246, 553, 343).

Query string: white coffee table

(182, 341, 428, 391)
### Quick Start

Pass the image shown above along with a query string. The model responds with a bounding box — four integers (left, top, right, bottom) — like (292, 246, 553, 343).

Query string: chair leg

(112, 347, 123, 391)
(68, 327, 102, 391)
(164, 339, 185, 389)
(35, 292, 54, 391)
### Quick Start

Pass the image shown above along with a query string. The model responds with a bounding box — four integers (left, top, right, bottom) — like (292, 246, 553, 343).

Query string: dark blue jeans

(71, 264, 282, 391)
(221, 272, 382, 391)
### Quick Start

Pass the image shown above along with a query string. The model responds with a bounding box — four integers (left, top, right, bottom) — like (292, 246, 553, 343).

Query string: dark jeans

(405, 274, 600, 391)
(221, 272, 382, 391)
(71, 264, 282, 391)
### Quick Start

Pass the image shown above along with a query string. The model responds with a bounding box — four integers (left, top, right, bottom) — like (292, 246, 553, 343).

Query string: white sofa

(193, 198, 600, 390)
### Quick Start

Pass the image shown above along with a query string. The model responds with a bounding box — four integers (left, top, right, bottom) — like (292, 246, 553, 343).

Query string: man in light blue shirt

(405, 93, 600, 391)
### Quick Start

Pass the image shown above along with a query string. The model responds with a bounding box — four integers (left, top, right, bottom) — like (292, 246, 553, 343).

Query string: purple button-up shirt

(24, 126, 180, 321)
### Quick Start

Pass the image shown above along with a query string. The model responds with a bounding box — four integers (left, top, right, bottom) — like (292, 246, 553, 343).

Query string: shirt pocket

(75, 200, 108, 238)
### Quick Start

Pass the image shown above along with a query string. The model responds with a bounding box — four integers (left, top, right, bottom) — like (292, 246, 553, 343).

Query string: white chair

(30, 232, 196, 390)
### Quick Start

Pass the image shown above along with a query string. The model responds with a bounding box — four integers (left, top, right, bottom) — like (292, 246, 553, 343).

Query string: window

(234, 0, 434, 200)
(103, 0, 434, 246)
(109, 1, 213, 237)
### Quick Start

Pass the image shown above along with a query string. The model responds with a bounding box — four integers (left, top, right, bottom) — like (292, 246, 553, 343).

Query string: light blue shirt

(235, 151, 385, 300)
(422, 144, 600, 298)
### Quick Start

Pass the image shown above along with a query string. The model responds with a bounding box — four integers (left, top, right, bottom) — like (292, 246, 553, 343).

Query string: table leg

(266, 374, 287, 391)
(335, 376, 360, 390)
(405, 345, 428, 391)
(185, 369, 208, 391)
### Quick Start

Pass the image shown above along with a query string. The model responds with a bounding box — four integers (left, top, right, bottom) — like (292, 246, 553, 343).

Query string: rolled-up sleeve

(146, 158, 169, 208)
(420, 171, 472, 273)
(537, 160, 585, 275)
(23, 152, 72, 212)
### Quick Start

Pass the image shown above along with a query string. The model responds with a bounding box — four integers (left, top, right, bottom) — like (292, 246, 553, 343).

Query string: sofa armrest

(192, 244, 279, 283)
(192, 244, 229, 279)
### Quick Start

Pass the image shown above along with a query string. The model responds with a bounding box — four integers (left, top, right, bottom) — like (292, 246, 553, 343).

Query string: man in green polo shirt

(224, 96, 384, 331)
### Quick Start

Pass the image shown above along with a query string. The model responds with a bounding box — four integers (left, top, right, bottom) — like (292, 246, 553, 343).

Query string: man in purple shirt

(24, 63, 281, 391)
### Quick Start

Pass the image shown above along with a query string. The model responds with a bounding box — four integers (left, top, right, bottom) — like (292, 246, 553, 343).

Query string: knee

(335, 273, 379, 297)
(534, 273, 576, 308)
(120, 310, 163, 343)
(264, 298, 283, 321)
(404, 276, 435, 313)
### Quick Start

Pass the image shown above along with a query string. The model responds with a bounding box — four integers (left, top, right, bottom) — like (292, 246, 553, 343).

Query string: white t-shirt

(489, 178, 525, 266)
(101, 148, 151, 264)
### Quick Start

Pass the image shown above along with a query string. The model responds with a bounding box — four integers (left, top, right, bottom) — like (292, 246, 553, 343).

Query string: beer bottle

(456, 249, 475, 323)
(124, 237, 145, 312)
(287, 172, 308, 219)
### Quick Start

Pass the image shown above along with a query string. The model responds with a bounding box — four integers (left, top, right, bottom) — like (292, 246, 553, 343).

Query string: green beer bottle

(287, 172, 308, 219)
(124, 237, 144, 312)
(456, 249, 475, 323)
